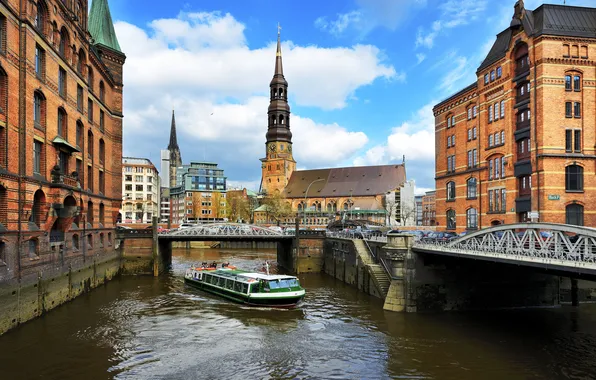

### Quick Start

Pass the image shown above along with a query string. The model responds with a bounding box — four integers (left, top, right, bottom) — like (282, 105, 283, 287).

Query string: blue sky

(109, 0, 592, 193)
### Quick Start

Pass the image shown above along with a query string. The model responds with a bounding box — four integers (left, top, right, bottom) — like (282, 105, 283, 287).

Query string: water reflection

(0, 248, 596, 379)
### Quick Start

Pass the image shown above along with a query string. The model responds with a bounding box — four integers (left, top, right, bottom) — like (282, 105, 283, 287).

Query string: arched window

(466, 208, 477, 229)
(327, 201, 337, 213)
(31, 189, 46, 227)
(57, 107, 67, 137)
(29, 238, 39, 256)
(447, 209, 456, 230)
(446, 181, 455, 201)
(566, 204, 584, 226)
(0, 66, 7, 115)
(279, 115, 284, 125)
(99, 81, 105, 102)
(99, 203, 105, 226)
(87, 233, 93, 248)
(279, 88, 284, 98)
(565, 165, 583, 191)
(466, 178, 477, 199)
(76, 121, 83, 148)
(0, 185, 7, 226)
(77, 49, 86, 76)
(87, 200, 94, 227)
(35, 0, 48, 36)
(297, 202, 304, 212)
(87, 130, 94, 158)
(87, 66, 94, 89)
(33, 91, 45, 129)
(59, 27, 70, 59)
(99, 139, 105, 164)
(72, 234, 79, 250)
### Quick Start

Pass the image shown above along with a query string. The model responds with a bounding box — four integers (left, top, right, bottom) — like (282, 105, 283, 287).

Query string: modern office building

(120, 157, 160, 224)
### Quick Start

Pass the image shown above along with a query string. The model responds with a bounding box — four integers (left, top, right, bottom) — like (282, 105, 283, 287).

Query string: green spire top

(88, 0, 122, 53)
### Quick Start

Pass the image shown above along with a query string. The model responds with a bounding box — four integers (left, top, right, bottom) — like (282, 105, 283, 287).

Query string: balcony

(516, 120, 530, 131)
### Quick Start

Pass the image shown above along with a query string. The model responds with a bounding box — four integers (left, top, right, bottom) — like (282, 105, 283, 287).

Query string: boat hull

(184, 277, 304, 308)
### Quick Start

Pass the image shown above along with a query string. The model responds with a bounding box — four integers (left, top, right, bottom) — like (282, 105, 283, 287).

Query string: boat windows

(278, 279, 291, 288)
(234, 282, 242, 293)
(242, 284, 248, 294)
(218, 277, 226, 287)
(251, 283, 260, 293)
(225, 279, 234, 290)
(287, 279, 298, 287)
(268, 281, 280, 290)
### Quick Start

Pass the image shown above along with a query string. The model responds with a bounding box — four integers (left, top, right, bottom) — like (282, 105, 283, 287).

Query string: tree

(261, 191, 293, 225)
(382, 192, 398, 226)
(226, 193, 250, 222)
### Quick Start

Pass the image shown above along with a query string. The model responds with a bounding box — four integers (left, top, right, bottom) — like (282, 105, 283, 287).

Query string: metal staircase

(353, 239, 392, 298)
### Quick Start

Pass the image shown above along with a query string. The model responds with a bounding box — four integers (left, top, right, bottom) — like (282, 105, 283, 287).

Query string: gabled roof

(283, 164, 406, 199)
(478, 4, 596, 72)
(89, 0, 122, 53)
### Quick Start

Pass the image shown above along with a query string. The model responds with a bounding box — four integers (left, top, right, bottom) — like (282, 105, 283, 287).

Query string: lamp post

(303, 178, 325, 227)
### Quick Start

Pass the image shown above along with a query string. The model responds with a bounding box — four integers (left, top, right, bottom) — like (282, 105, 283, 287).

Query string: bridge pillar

(383, 233, 417, 312)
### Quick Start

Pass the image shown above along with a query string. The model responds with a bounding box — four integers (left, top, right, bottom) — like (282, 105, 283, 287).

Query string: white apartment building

(120, 157, 160, 224)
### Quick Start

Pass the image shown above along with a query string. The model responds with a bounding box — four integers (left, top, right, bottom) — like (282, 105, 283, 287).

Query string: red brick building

(434, 1, 595, 232)
(0, 0, 125, 281)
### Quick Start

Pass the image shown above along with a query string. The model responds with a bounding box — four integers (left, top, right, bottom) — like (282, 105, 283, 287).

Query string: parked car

(179, 223, 195, 229)
(422, 231, 457, 242)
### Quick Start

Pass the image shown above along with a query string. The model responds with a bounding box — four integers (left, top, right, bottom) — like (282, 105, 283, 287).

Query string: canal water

(2, 248, 596, 380)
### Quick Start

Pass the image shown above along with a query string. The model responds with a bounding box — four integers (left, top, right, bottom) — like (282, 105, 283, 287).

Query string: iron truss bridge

(413, 223, 596, 276)
(159, 223, 294, 241)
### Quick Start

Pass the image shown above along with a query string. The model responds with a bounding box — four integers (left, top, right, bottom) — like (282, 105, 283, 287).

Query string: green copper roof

(88, 0, 122, 53)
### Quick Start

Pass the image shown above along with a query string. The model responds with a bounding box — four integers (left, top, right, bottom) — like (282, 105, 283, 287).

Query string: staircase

(352, 239, 392, 298)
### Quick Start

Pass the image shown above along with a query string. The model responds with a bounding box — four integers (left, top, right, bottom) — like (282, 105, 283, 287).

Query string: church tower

(168, 110, 182, 188)
(260, 27, 296, 195)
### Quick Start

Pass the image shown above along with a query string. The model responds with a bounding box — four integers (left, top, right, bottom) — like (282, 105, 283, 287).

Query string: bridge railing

(412, 223, 596, 267)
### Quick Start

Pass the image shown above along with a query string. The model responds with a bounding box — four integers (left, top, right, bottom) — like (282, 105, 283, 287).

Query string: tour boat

(184, 264, 306, 308)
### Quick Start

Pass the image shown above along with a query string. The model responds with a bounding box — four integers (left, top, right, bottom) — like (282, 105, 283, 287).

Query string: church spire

(266, 25, 291, 144)
(88, 0, 122, 52)
(168, 110, 179, 151)
(274, 23, 284, 77)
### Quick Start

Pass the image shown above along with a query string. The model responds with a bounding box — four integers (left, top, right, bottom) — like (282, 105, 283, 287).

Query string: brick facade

(434, 2, 596, 232)
(0, 0, 125, 282)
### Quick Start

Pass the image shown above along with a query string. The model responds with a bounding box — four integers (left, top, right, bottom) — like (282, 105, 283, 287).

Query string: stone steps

(369, 264, 391, 295)
(352, 239, 392, 297)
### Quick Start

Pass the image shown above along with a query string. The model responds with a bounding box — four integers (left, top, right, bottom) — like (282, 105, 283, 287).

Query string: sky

(108, 0, 592, 194)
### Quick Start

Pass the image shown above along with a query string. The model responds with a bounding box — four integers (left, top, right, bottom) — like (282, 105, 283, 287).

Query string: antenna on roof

(402, 155, 406, 164)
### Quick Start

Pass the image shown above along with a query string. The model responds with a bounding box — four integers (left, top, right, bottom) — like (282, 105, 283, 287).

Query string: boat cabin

(187, 269, 300, 294)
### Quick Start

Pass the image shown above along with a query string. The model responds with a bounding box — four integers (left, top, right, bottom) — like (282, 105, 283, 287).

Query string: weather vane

(277, 22, 282, 37)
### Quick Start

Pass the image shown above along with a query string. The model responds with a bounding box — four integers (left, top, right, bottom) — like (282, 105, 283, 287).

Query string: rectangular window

(99, 171, 105, 194)
(135, 175, 143, 182)
(473, 106, 478, 118)
(565, 75, 572, 91)
(447, 117, 451, 128)
(125, 184, 132, 191)
(490, 70, 495, 81)
(467, 129, 472, 141)
(565, 130, 573, 152)
(501, 157, 506, 177)
(452, 135, 455, 146)
(489, 134, 493, 147)
(488, 106, 493, 122)
(495, 157, 500, 178)
(76, 159, 82, 178)
(484, 74, 489, 84)
(574, 130, 581, 152)
(136, 185, 143, 191)
(488, 190, 493, 211)
(59, 68, 67, 98)
(501, 131, 505, 145)
(447, 137, 450, 148)
(88, 99, 93, 122)
(502, 189, 506, 212)
(574, 102, 581, 118)
(497, 66, 502, 78)
(495, 189, 500, 212)
(452, 116, 455, 126)
(467, 108, 472, 120)
(473, 127, 477, 139)
(565, 102, 572, 118)
(495, 132, 500, 146)
(59, 151, 69, 175)
(473, 149, 478, 167)
(488, 160, 493, 180)
(35, 45, 45, 79)
(100, 110, 105, 132)
(467, 150, 472, 168)
(574, 75, 581, 91)
(500, 100, 505, 118)
(494, 103, 499, 120)
(33, 140, 42, 174)
(88, 165, 93, 191)
(77, 85, 83, 112)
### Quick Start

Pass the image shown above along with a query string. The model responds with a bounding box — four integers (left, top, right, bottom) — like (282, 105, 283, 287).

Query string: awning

(52, 136, 80, 153)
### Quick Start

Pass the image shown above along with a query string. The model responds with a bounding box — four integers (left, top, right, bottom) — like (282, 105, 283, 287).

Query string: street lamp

(304, 178, 325, 227)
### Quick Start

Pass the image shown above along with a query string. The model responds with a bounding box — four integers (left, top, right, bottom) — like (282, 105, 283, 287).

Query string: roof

(478, 4, 596, 72)
(88, 0, 122, 53)
(283, 164, 407, 199)
(254, 204, 271, 212)
(122, 157, 157, 169)
(52, 136, 80, 153)
(434, 82, 477, 110)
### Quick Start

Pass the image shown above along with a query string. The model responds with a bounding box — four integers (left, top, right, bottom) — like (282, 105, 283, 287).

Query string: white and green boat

(184, 265, 305, 308)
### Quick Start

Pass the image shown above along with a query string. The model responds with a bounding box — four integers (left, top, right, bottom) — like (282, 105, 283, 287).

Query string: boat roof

(237, 273, 297, 281)
(196, 269, 297, 282)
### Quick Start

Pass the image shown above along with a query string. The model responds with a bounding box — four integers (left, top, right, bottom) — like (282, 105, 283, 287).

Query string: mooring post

(152, 216, 159, 277)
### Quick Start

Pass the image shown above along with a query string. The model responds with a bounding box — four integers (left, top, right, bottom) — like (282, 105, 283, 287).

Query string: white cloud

(353, 102, 436, 188)
(315, 0, 427, 37)
(115, 11, 390, 183)
(416, 53, 426, 64)
(416, 0, 487, 49)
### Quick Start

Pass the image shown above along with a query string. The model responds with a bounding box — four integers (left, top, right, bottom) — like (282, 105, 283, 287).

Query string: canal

(2, 248, 596, 379)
